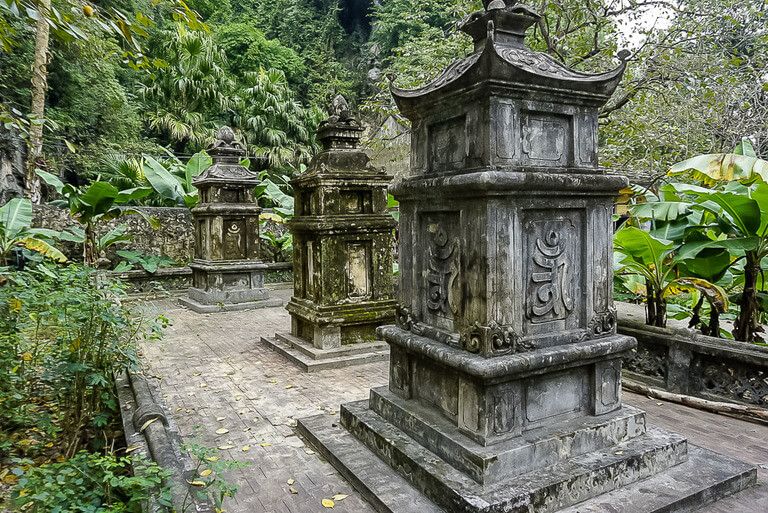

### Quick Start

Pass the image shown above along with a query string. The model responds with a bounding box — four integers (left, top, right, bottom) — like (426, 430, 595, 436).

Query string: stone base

(260, 332, 389, 372)
(298, 407, 757, 513)
(366, 387, 648, 484)
(178, 296, 283, 314)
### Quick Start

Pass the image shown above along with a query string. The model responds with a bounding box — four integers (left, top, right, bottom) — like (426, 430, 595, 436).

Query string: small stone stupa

(297, 2, 756, 511)
(261, 97, 397, 371)
(180, 127, 281, 313)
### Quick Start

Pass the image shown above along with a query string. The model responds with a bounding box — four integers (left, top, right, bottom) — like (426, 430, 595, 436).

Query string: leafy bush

(10, 452, 170, 513)
(0, 265, 162, 458)
(114, 250, 177, 273)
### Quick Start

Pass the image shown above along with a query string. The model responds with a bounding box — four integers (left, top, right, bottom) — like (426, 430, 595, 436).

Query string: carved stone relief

(425, 219, 460, 321)
(624, 343, 667, 380)
(587, 308, 617, 338)
(223, 219, 246, 260)
(526, 219, 576, 324)
(459, 321, 519, 357)
(521, 113, 570, 165)
(694, 356, 768, 406)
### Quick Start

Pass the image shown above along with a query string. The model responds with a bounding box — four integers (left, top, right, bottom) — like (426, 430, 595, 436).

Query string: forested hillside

(1, 0, 766, 189)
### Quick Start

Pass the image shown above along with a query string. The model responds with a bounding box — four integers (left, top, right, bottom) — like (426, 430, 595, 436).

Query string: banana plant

(0, 198, 67, 267)
(37, 170, 158, 266)
(142, 150, 211, 208)
(614, 226, 727, 329)
(668, 139, 768, 342)
(669, 137, 768, 186)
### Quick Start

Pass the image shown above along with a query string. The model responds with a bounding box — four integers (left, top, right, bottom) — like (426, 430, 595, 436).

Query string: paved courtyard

(139, 293, 768, 513)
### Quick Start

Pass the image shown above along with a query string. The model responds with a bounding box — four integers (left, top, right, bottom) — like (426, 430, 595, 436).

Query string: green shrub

(10, 451, 170, 513)
(0, 265, 163, 459)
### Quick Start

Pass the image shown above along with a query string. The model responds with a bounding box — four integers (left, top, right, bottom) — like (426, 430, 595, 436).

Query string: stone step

(275, 332, 389, 360)
(557, 445, 757, 512)
(368, 386, 648, 484)
(297, 413, 445, 513)
(335, 400, 691, 513)
(260, 336, 389, 372)
(299, 407, 756, 513)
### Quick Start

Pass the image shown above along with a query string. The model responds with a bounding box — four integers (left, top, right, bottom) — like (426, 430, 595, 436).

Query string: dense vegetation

(1, 0, 765, 189)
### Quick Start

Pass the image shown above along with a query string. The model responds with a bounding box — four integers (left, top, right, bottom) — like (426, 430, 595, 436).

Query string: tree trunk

(26, 0, 51, 204)
(645, 282, 667, 328)
(83, 223, 97, 266)
(734, 252, 762, 342)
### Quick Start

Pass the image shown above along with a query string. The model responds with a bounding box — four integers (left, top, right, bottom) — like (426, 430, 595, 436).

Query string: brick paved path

(140, 295, 767, 513)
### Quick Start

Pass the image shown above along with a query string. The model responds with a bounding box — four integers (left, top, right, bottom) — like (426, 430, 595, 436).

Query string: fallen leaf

(241, 445, 251, 452)
(304, 448, 315, 455)
(287, 478, 295, 485)
(205, 456, 220, 462)
(200, 469, 213, 477)
(285, 384, 294, 389)
(322, 499, 335, 508)
(215, 428, 229, 435)
(259, 442, 272, 447)
(139, 418, 159, 432)
(216, 417, 225, 422)
(656, 402, 663, 406)
(217, 445, 235, 450)
(289, 486, 298, 494)
(188, 480, 207, 487)
(332, 494, 349, 501)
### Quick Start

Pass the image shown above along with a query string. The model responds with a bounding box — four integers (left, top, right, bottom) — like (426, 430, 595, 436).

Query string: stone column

(261, 98, 397, 371)
(179, 127, 282, 313)
(297, 2, 756, 511)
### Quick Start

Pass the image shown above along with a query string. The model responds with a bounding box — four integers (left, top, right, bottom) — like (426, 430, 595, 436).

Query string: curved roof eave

(390, 36, 627, 109)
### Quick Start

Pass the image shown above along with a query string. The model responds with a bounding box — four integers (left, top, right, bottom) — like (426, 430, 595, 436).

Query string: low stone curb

(116, 370, 215, 513)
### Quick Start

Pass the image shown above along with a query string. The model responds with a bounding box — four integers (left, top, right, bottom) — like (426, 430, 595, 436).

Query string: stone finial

(464, 0, 540, 47)
(194, 126, 257, 184)
(483, 0, 518, 10)
(208, 126, 246, 165)
(317, 95, 364, 151)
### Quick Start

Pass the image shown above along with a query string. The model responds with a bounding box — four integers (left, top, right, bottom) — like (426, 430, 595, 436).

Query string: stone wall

(33, 205, 195, 264)
(33, 205, 289, 264)
(619, 318, 768, 407)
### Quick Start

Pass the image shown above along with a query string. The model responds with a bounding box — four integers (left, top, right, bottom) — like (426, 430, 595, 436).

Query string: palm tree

(141, 25, 234, 152)
(233, 68, 320, 168)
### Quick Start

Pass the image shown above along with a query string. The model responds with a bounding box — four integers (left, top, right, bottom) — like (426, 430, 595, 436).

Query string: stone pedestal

(298, 2, 756, 511)
(262, 100, 397, 371)
(179, 127, 281, 313)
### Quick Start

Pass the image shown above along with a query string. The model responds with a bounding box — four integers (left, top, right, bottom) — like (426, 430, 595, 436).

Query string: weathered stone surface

(264, 98, 397, 369)
(181, 127, 278, 313)
(0, 127, 25, 204)
(299, 411, 756, 513)
(298, 2, 757, 511)
(618, 303, 768, 406)
(34, 205, 195, 264)
(260, 333, 389, 372)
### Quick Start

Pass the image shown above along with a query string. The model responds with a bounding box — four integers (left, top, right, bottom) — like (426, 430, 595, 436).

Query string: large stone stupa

(297, 1, 757, 512)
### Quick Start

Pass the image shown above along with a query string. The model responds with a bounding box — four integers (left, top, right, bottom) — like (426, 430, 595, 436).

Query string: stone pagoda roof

(391, 1, 628, 114)
(194, 126, 260, 187)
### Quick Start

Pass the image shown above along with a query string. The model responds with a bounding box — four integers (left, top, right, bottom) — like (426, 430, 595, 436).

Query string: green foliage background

(1, 0, 767, 187)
